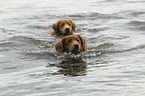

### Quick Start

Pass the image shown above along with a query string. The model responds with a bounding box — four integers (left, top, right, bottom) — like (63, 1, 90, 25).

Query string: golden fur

(55, 35, 86, 54)
(51, 19, 76, 36)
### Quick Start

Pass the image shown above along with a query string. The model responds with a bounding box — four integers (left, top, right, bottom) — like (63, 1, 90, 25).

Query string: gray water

(0, 0, 145, 96)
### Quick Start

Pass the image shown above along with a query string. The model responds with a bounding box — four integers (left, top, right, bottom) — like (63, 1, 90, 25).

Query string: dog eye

(68, 40, 71, 42)
(61, 24, 64, 26)
(68, 24, 71, 26)
(77, 39, 79, 42)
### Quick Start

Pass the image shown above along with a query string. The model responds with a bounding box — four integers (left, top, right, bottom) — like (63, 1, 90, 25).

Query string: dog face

(52, 19, 76, 35)
(55, 35, 86, 54)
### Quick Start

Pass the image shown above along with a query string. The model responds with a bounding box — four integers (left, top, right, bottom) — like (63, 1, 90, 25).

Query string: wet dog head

(55, 35, 86, 54)
(52, 19, 76, 35)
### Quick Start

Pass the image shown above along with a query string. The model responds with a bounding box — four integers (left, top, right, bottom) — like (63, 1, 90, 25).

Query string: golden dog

(51, 19, 76, 36)
(55, 35, 86, 54)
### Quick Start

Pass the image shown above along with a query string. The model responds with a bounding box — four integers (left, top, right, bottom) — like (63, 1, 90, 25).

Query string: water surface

(0, 0, 145, 96)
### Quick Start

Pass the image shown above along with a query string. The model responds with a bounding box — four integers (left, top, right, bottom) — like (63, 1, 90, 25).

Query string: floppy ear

(52, 23, 57, 31)
(55, 38, 65, 53)
(77, 35, 86, 51)
(69, 19, 76, 32)
(52, 20, 60, 32)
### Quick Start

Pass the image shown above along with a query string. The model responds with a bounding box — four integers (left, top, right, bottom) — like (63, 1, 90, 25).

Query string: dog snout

(74, 44, 79, 49)
(65, 28, 70, 31)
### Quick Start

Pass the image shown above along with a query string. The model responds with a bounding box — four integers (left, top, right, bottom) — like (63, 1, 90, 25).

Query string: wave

(84, 42, 145, 58)
(64, 12, 124, 20)
(87, 27, 109, 33)
(129, 11, 145, 16)
(0, 35, 53, 54)
(127, 21, 145, 26)
(125, 20, 145, 31)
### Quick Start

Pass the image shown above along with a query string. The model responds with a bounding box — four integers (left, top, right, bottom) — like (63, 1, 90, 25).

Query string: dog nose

(66, 28, 70, 31)
(74, 44, 79, 48)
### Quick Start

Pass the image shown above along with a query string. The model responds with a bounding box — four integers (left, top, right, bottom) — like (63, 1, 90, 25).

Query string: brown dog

(51, 19, 76, 36)
(55, 35, 86, 54)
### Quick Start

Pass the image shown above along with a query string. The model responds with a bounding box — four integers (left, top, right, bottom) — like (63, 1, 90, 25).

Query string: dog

(55, 35, 86, 54)
(51, 19, 76, 36)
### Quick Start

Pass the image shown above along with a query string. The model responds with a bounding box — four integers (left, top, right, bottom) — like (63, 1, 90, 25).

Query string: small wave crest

(0, 35, 54, 58)
(66, 12, 124, 20)
(127, 21, 145, 26)
(125, 20, 145, 31)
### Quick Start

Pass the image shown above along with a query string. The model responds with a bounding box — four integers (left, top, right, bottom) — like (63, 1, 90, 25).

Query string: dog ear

(55, 38, 65, 53)
(69, 19, 76, 32)
(52, 23, 57, 31)
(52, 20, 60, 32)
(77, 35, 86, 51)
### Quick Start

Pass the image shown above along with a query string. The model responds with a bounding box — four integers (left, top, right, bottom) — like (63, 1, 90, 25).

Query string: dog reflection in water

(57, 58, 87, 76)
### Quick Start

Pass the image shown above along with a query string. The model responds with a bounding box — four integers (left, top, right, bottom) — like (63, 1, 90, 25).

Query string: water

(0, 0, 145, 95)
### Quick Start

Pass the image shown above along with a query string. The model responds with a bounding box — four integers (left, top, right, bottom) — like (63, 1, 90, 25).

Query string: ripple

(86, 42, 145, 58)
(0, 36, 44, 49)
(3, 66, 23, 70)
(9, 36, 52, 48)
(97, 43, 114, 49)
(127, 21, 145, 26)
(26, 25, 48, 30)
(88, 12, 124, 19)
(87, 27, 109, 33)
(67, 12, 124, 20)
(69, 14, 85, 17)
(125, 20, 145, 31)
(103, 44, 145, 54)
(87, 43, 114, 53)
(0, 36, 55, 60)
(129, 11, 145, 16)
(0, 27, 18, 35)
(57, 58, 87, 76)
(29, 71, 60, 78)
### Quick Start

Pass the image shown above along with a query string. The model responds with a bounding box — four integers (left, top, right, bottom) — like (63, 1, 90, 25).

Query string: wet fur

(51, 19, 76, 36)
(55, 35, 86, 54)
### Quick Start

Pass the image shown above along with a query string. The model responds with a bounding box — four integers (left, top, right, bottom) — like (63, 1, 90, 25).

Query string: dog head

(52, 19, 76, 35)
(55, 35, 86, 54)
